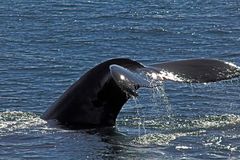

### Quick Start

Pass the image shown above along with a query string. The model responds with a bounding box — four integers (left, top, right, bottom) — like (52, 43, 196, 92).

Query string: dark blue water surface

(1, 0, 240, 159)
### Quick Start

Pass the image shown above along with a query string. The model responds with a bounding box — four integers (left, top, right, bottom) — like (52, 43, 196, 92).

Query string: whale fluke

(42, 58, 240, 128)
(149, 59, 240, 83)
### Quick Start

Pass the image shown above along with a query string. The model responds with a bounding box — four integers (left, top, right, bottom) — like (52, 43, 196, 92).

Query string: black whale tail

(42, 58, 240, 128)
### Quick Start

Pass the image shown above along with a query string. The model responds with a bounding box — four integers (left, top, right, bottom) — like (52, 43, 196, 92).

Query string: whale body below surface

(41, 58, 240, 129)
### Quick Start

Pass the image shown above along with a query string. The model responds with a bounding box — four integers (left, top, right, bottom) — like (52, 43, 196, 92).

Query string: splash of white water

(0, 111, 49, 136)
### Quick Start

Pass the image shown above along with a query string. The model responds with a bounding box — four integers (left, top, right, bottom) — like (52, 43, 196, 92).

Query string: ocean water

(0, 0, 240, 159)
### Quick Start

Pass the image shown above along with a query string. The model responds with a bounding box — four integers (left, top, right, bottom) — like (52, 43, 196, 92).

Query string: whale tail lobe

(110, 59, 240, 95)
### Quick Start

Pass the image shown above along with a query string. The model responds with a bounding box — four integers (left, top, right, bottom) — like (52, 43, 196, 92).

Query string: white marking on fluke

(225, 61, 240, 69)
(146, 70, 188, 82)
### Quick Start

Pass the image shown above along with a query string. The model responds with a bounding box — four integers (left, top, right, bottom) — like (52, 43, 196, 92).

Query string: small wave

(132, 130, 204, 146)
(119, 114, 240, 132)
(192, 114, 240, 129)
(123, 114, 240, 146)
(0, 111, 47, 136)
